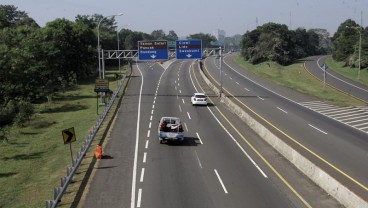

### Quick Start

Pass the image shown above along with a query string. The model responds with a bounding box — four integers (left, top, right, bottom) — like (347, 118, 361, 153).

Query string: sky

(2, 0, 368, 37)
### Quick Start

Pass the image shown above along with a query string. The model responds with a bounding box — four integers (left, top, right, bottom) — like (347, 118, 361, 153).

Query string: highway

(205, 54, 368, 203)
(81, 59, 341, 207)
(304, 55, 368, 104)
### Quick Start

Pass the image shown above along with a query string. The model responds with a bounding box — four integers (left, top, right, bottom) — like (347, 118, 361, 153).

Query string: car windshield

(195, 95, 206, 98)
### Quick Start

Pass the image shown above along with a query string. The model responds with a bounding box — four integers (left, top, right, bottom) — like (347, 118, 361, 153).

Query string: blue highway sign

(138, 40, 168, 60)
(176, 40, 202, 59)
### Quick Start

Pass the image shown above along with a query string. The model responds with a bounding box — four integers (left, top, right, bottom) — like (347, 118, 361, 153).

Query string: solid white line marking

(182, 98, 185, 104)
(257, 96, 264, 101)
(140, 168, 145, 182)
(131, 62, 144, 208)
(214, 169, 228, 194)
(145, 140, 149, 149)
(188, 63, 267, 178)
(150, 115, 152, 121)
(195, 150, 203, 168)
(277, 107, 288, 114)
(137, 189, 142, 207)
(309, 124, 328, 135)
(184, 122, 188, 132)
(147, 130, 150, 137)
(187, 112, 191, 119)
(143, 152, 147, 163)
(149, 122, 151, 129)
(196, 132, 203, 144)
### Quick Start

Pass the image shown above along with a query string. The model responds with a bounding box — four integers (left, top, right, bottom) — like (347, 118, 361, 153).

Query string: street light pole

(97, 13, 123, 79)
(219, 47, 223, 96)
(117, 24, 130, 73)
(358, 28, 361, 81)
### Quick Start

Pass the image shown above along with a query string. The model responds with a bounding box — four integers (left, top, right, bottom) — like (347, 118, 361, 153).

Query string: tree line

(240, 20, 367, 68)
(0, 5, 217, 128)
(2, 4, 366, 130)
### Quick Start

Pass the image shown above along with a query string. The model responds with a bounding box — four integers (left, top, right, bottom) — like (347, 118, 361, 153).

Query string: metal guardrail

(45, 75, 126, 208)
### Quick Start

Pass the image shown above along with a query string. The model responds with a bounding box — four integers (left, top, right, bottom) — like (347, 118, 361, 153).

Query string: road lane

(207, 55, 368, 201)
(82, 59, 341, 208)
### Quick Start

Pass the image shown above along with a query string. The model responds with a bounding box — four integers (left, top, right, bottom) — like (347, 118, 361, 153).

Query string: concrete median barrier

(198, 63, 367, 208)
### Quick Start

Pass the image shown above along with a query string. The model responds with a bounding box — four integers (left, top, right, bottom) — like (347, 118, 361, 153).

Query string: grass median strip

(234, 56, 364, 106)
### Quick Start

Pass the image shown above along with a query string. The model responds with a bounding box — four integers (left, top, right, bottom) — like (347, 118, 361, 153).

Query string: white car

(191, 93, 208, 106)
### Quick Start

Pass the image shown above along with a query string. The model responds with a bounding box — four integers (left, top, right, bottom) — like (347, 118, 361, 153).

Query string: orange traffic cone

(95, 145, 102, 159)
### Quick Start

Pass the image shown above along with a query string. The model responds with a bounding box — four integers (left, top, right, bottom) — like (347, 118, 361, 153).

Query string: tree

(332, 19, 367, 68)
(0, 5, 37, 28)
(151, 29, 166, 40)
(166, 30, 178, 41)
(241, 22, 323, 65)
(188, 33, 216, 48)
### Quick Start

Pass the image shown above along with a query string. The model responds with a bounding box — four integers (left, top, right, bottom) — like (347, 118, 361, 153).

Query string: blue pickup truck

(158, 117, 184, 144)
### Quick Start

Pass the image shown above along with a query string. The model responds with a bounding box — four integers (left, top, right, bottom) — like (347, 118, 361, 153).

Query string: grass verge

(234, 56, 364, 106)
(0, 68, 128, 208)
(325, 56, 368, 86)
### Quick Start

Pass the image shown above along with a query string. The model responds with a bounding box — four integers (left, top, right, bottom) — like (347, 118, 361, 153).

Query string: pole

(69, 143, 74, 164)
(117, 30, 121, 73)
(323, 64, 326, 88)
(96, 13, 124, 79)
(358, 29, 361, 81)
(219, 47, 223, 96)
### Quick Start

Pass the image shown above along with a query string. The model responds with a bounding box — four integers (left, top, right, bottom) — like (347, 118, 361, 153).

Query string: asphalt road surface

(80, 59, 341, 207)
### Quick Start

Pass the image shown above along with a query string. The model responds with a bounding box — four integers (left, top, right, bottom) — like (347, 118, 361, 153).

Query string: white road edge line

(308, 124, 328, 135)
(196, 132, 203, 144)
(131, 62, 144, 208)
(140, 168, 145, 182)
(214, 169, 228, 194)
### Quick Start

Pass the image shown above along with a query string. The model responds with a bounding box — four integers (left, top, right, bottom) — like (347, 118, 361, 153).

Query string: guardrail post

(67, 167, 73, 176)
(54, 187, 61, 200)
(61, 176, 67, 187)
(46, 200, 54, 208)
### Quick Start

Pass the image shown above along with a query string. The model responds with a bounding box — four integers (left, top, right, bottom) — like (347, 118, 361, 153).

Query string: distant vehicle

(191, 93, 208, 106)
(158, 117, 184, 144)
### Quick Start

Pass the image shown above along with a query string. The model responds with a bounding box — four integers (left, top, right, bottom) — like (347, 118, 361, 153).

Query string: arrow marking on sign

(150, 54, 157, 59)
(186, 54, 192, 58)
(65, 131, 74, 143)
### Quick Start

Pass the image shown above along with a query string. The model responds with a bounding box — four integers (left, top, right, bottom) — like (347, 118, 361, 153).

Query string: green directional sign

(168, 40, 176, 48)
